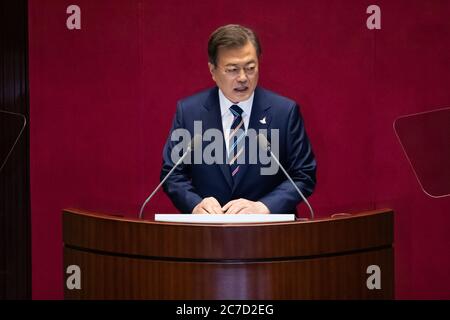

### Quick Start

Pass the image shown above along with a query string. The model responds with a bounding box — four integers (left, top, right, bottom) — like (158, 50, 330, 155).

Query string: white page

(155, 214, 295, 224)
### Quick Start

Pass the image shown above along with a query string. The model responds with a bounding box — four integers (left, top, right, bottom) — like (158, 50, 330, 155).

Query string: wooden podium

(63, 208, 394, 299)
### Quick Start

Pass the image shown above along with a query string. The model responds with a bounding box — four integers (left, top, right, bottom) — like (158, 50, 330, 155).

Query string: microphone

(258, 134, 315, 220)
(138, 134, 202, 219)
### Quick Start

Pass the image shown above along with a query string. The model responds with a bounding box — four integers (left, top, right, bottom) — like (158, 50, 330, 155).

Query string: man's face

(209, 41, 259, 103)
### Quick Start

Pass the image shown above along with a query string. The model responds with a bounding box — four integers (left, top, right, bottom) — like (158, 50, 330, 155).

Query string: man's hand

(222, 199, 270, 214)
(192, 197, 224, 214)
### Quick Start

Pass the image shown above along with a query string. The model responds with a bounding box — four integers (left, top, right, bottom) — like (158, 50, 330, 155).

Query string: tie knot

(229, 105, 244, 117)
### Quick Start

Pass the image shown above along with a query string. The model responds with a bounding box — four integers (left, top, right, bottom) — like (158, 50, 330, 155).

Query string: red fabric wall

(28, 0, 450, 299)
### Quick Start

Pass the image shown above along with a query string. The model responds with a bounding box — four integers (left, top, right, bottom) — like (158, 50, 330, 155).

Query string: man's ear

(208, 62, 216, 81)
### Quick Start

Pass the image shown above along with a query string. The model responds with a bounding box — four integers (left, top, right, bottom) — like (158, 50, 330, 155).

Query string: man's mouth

(234, 86, 249, 93)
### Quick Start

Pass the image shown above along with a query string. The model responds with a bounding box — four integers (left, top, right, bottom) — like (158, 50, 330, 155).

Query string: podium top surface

(62, 208, 393, 260)
(63, 207, 391, 227)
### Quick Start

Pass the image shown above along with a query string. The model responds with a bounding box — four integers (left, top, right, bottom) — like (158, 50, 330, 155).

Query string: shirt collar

(218, 88, 254, 118)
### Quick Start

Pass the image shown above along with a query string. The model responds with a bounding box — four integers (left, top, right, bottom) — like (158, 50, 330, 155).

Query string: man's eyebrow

(225, 60, 257, 67)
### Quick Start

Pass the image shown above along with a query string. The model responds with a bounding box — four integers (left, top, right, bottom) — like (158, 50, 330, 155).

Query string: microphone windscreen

(258, 134, 270, 151)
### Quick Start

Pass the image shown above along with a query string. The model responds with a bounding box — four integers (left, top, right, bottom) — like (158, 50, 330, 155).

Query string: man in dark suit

(161, 24, 316, 214)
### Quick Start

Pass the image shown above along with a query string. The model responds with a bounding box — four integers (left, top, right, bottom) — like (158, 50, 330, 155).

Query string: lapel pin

(259, 116, 267, 124)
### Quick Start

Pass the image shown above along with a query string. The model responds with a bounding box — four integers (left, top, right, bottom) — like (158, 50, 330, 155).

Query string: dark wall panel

(0, 0, 31, 299)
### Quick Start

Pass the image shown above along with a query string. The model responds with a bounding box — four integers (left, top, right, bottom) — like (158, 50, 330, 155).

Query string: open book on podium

(155, 214, 295, 223)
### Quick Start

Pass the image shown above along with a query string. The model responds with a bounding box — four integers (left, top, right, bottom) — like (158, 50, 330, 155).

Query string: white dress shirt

(218, 89, 254, 154)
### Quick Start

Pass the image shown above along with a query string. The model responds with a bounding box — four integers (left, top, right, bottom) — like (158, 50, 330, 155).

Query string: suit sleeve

(258, 104, 317, 214)
(160, 102, 203, 213)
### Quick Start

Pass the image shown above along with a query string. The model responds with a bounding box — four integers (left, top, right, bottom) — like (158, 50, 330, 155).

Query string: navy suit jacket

(161, 86, 316, 214)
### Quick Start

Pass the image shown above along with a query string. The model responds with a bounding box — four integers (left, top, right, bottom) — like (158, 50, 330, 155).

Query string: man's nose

(237, 69, 248, 82)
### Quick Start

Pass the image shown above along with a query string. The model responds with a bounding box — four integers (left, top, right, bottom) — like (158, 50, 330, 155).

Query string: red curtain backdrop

(28, 0, 450, 299)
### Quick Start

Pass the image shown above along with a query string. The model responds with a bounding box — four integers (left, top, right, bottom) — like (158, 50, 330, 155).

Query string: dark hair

(208, 24, 262, 66)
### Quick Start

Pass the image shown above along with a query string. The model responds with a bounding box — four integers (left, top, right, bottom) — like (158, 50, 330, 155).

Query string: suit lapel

(202, 87, 233, 189)
(232, 87, 272, 192)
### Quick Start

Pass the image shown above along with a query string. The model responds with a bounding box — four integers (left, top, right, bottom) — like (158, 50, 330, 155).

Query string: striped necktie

(228, 105, 245, 180)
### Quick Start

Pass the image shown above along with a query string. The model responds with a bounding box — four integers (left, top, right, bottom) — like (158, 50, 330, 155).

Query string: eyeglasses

(218, 64, 258, 78)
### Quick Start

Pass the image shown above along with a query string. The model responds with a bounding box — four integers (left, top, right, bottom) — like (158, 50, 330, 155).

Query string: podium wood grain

(63, 208, 394, 299)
